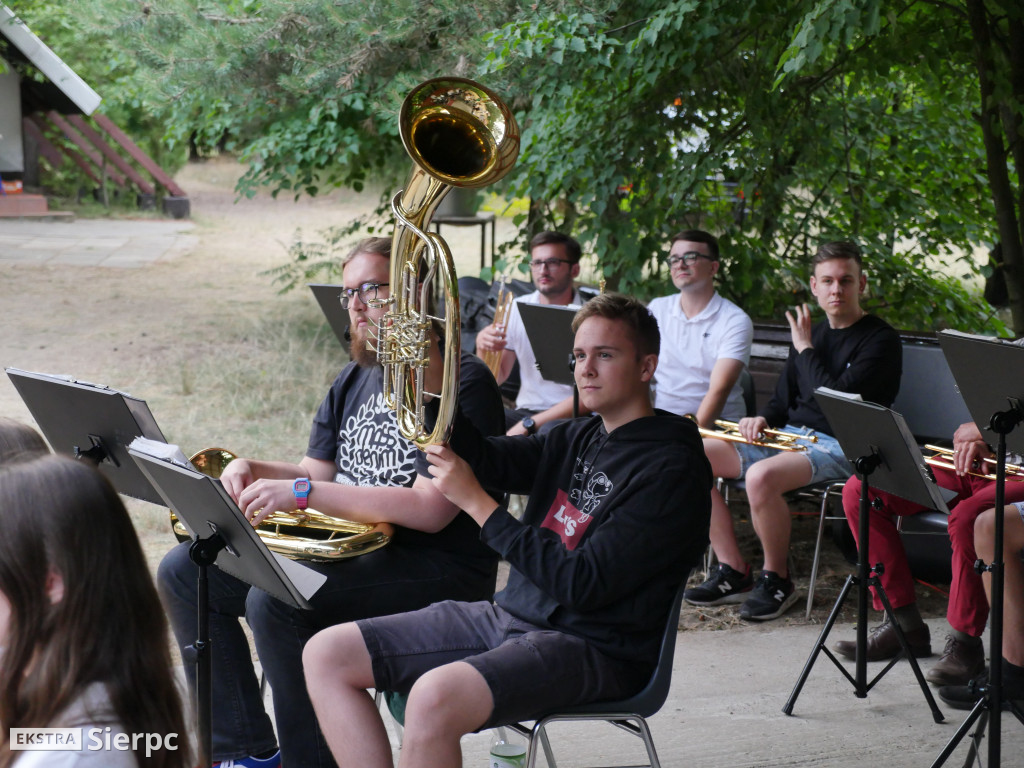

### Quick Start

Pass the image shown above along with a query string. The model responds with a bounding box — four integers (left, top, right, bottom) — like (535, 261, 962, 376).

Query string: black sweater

(761, 314, 902, 435)
(447, 408, 712, 667)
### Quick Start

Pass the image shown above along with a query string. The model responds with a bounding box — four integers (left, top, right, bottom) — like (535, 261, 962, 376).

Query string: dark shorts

(356, 600, 648, 729)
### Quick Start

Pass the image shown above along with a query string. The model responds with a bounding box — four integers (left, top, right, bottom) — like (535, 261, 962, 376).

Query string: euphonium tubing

(696, 419, 818, 452)
(169, 449, 393, 561)
(372, 78, 520, 449)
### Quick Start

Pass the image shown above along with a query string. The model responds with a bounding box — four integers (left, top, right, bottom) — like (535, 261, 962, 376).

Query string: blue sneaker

(212, 750, 281, 768)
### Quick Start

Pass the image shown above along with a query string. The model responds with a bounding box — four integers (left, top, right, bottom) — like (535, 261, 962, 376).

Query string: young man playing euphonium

(303, 294, 713, 768)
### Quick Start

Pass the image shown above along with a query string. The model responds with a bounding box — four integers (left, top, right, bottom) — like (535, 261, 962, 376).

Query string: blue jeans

(158, 540, 497, 768)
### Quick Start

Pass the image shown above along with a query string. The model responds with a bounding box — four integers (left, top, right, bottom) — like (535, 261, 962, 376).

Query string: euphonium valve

(372, 78, 520, 449)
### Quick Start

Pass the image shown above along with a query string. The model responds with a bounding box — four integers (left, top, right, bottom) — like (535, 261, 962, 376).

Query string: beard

(538, 273, 573, 298)
(349, 324, 381, 368)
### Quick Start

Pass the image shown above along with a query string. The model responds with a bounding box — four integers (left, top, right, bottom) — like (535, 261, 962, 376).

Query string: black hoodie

(447, 407, 712, 667)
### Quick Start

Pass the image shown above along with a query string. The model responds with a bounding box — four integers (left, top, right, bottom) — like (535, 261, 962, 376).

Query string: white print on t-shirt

(334, 393, 417, 487)
(570, 470, 613, 516)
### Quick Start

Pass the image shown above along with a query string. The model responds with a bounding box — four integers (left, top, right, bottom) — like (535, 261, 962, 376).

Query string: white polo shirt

(504, 289, 583, 412)
(648, 291, 753, 421)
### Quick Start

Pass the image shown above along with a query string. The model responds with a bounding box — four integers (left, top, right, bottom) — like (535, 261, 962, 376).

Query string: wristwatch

(293, 478, 311, 510)
(521, 417, 537, 435)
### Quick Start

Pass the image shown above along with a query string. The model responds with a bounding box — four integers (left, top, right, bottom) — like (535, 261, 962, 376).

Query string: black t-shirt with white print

(307, 351, 503, 562)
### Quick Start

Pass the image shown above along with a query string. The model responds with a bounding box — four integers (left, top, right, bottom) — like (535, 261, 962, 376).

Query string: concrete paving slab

(248, 617, 1022, 767)
(0, 218, 197, 267)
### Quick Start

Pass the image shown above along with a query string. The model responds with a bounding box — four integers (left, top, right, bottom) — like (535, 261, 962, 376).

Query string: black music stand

(518, 302, 580, 416)
(929, 331, 1024, 768)
(5, 367, 167, 503)
(131, 442, 325, 768)
(309, 283, 350, 349)
(784, 388, 946, 722)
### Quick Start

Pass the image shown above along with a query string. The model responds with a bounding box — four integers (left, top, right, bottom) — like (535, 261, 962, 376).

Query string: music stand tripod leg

(783, 573, 858, 713)
(185, 532, 226, 768)
(873, 573, 944, 721)
(930, 411, 1023, 767)
(784, 453, 944, 721)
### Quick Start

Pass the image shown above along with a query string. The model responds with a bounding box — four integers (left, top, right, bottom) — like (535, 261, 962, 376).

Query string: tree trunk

(966, 0, 1024, 335)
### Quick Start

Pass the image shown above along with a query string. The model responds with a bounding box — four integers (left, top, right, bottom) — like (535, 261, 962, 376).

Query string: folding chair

(500, 573, 691, 768)
(793, 479, 847, 618)
(375, 573, 690, 768)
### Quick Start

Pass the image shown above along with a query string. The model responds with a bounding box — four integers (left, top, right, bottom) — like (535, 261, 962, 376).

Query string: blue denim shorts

(357, 600, 646, 729)
(1012, 501, 1024, 527)
(733, 424, 853, 485)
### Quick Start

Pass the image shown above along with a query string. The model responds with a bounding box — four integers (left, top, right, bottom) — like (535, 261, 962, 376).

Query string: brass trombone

(169, 448, 393, 561)
(697, 419, 819, 452)
(923, 444, 1024, 482)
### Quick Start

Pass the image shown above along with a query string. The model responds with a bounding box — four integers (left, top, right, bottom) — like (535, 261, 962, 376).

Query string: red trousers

(843, 467, 1024, 636)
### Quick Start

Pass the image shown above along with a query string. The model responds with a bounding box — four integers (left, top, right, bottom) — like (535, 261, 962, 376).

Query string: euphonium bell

(372, 78, 520, 448)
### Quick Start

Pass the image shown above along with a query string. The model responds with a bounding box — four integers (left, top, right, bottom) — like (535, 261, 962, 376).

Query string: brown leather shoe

(925, 635, 986, 686)
(833, 621, 932, 661)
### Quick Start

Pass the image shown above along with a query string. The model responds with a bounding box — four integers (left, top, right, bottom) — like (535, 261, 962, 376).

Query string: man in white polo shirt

(648, 229, 753, 427)
(476, 231, 585, 435)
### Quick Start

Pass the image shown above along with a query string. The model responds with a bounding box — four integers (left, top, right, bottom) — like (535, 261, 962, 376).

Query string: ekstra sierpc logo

(10, 727, 178, 756)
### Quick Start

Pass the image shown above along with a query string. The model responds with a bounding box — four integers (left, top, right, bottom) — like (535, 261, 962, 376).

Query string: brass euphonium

(372, 78, 520, 448)
(169, 449, 393, 562)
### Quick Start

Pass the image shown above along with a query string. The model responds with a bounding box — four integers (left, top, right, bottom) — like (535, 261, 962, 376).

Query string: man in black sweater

(302, 294, 712, 768)
(685, 241, 902, 621)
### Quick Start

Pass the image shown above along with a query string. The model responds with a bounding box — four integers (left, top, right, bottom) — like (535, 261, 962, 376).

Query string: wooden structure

(0, 4, 189, 218)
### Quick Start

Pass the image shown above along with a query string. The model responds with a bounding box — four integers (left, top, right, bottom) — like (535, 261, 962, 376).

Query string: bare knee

(745, 456, 810, 506)
(744, 464, 784, 506)
(303, 622, 374, 691)
(403, 663, 492, 738)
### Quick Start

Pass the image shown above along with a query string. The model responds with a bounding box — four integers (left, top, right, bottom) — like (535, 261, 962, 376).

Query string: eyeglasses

(339, 282, 389, 309)
(530, 258, 571, 271)
(666, 251, 714, 268)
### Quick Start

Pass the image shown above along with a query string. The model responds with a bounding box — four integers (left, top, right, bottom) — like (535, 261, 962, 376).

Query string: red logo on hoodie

(540, 489, 596, 549)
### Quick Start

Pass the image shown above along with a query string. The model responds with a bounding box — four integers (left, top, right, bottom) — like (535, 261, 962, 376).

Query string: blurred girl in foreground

(0, 433, 191, 768)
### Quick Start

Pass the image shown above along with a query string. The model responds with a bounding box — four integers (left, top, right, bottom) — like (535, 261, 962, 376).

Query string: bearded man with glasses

(475, 230, 587, 435)
(647, 229, 753, 428)
(157, 236, 504, 768)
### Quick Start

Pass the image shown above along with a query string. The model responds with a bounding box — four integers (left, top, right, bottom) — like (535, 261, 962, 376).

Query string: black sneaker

(684, 563, 753, 606)
(938, 669, 1024, 711)
(738, 570, 798, 621)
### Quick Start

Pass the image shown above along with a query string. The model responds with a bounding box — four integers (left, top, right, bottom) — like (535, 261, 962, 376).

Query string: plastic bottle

(488, 731, 526, 768)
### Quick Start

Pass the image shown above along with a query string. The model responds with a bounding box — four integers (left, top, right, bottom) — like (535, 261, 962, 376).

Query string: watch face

(522, 418, 536, 432)
(294, 478, 311, 494)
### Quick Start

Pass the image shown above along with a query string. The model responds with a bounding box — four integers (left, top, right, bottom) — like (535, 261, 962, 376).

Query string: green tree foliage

(83, 0, 570, 199)
(4, 0, 187, 178)
(481, 0, 1007, 331)
(15, 0, 1018, 333)
(774, 0, 1022, 333)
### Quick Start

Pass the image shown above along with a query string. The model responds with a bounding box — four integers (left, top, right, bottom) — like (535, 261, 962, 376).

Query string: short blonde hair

(341, 237, 392, 268)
